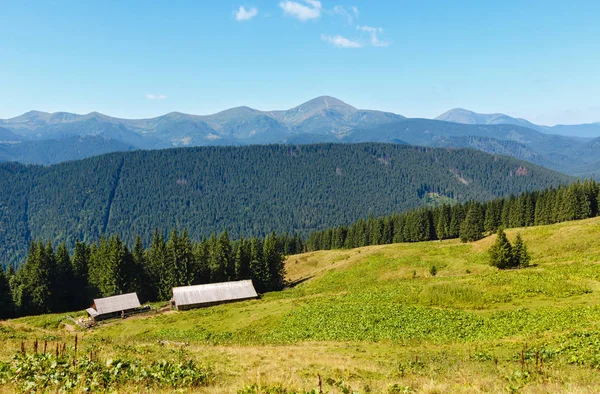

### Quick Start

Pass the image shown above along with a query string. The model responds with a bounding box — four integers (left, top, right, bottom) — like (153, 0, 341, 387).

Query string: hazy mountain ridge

(436, 108, 600, 138)
(0, 97, 599, 177)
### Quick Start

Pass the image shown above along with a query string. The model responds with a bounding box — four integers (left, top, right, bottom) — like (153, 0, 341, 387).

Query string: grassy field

(2, 218, 600, 392)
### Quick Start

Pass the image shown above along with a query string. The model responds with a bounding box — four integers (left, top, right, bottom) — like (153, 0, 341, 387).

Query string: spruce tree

(53, 243, 74, 312)
(488, 228, 515, 269)
(193, 238, 211, 284)
(0, 266, 14, 319)
(264, 232, 286, 291)
(132, 235, 151, 301)
(249, 238, 269, 293)
(71, 240, 91, 308)
(147, 229, 170, 301)
(235, 237, 252, 280)
(512, 234, 531, 268)
(436, 205, 451, 240)
(211, 231, 232, 282)
(18, 241, 56, 315)
(459, 204, 484, 242)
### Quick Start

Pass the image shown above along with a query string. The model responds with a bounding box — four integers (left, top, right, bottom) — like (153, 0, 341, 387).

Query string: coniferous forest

(0, 143, 572, 266)
(1, 179, 598, 318)
(303, 179, 600, 250)
(0, 230, 290, 318)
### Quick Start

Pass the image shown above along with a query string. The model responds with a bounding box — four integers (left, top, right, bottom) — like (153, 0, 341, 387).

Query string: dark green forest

(303, 180, 600, 250)
(1, 180, 597, 319)
(0, 230, 291, 318)
(0, 143, 572, 267)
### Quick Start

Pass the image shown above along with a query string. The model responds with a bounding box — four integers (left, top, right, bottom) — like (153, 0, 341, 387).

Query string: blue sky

(1, 0, 599, 125)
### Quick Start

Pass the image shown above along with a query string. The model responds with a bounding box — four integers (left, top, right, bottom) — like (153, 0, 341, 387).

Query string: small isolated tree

(429, 265, 438, 277)
(488, 228, 515, 269)
(512, 234, 531, 268)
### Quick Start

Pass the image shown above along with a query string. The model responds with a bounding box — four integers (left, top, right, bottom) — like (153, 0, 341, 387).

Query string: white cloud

(235, 5, 258, 21)
(279, 0, 322, 21)
(357, 25, 389, 47)
(321, 34, 362, 48)
(332, 5, 355, 24)
(146, 94, 168, 100)
(351, 6, 359, 16)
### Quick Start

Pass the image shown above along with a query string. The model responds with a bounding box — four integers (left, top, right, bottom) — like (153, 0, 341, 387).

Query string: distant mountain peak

(436, 108, 537, 129)
(8, 110, 52, 123)
(297, 96, 355, 111)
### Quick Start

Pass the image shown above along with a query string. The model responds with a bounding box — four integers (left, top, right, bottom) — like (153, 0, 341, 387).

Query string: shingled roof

(172, 280, 258, 308)
(92, 293, 141, 315)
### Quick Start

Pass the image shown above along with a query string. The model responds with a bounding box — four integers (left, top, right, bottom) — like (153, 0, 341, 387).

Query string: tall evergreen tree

(512, 234, 531, 268)
(249, 238, 269, 293)
(147, 229, 170, 301)
(488, 228, 515, 269)
(264, 232, 286, 291)
(0, 266, 14, 319)
(16, 241, 56, 315)
(235, 237, 252, 280)
(132, 235, 152, 302)
(459, 204, 484, 242)
(71, 240, 91, 308)
(192, 237, 211, 284)
(52, 243, 74, 312)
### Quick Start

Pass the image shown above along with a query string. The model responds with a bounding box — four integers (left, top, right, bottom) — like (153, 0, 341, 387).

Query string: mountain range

(1, 96, 599, 177)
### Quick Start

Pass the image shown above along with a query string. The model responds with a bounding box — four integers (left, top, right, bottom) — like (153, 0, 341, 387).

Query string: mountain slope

(1, 98, 598, 173)
(0, 96, 406, 163)
(436, 108, 540, 130)
(0, 143, 572, 265)
(436, 108, 600, 138)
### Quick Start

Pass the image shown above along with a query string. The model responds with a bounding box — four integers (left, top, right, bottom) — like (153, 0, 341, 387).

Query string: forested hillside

(0, 143, 572, 266)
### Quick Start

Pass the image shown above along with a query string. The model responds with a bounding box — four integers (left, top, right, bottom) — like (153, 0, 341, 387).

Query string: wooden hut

(172, 280, 258, 311)
(86, 293, 141, 322)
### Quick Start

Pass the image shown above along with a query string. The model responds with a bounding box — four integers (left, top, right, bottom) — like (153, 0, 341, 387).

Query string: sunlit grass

(3, 217, 600, 392)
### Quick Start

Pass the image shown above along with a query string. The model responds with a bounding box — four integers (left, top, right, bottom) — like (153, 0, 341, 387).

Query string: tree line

(303, 179, 600, 250)
(0, 230, 297, 318)
(2, 179, 598, 319)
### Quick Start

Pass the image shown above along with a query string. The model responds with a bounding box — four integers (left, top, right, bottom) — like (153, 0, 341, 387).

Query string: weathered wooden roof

(172, 280, 258, 307)
(85, 307, 99, 317)
(93, 293, 141, 315)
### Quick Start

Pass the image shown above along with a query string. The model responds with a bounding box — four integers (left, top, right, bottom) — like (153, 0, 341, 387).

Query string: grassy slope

(3, 218, 600, 393)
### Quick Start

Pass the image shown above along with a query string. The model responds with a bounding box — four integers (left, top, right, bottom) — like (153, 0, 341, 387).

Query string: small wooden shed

(172, 280, 258, 311)
(86, 292, 141, 322)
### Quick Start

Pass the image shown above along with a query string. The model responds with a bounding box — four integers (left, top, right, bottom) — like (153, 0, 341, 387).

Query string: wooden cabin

(171, 280, 258, 311)
(86, 292, 141, 322)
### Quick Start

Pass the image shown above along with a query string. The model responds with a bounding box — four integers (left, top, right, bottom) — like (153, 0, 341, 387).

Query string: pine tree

(264, 232, 286, 291)
(71, 240, 91, 309)
(166, 229, 195, 288)
(488, 228, 515, 269)
(132, 235, 151, 302)
(436, 205, 451, 240)
(211, 231, 232, 282)
(0, 266, 14, 319)
(52, 243, 74, 312)
(147, 229, 170, 301)
(235, 237, 252, 280)
(512, 234, 531, 268)
(249, 238, 269, 293)
(192, 238, 211, 284)
(459, 204, 484, 242)
(17, 241, 56, 315)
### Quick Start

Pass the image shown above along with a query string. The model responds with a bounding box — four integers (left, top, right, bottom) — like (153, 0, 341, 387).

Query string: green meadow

(2, 217, 600, 393)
